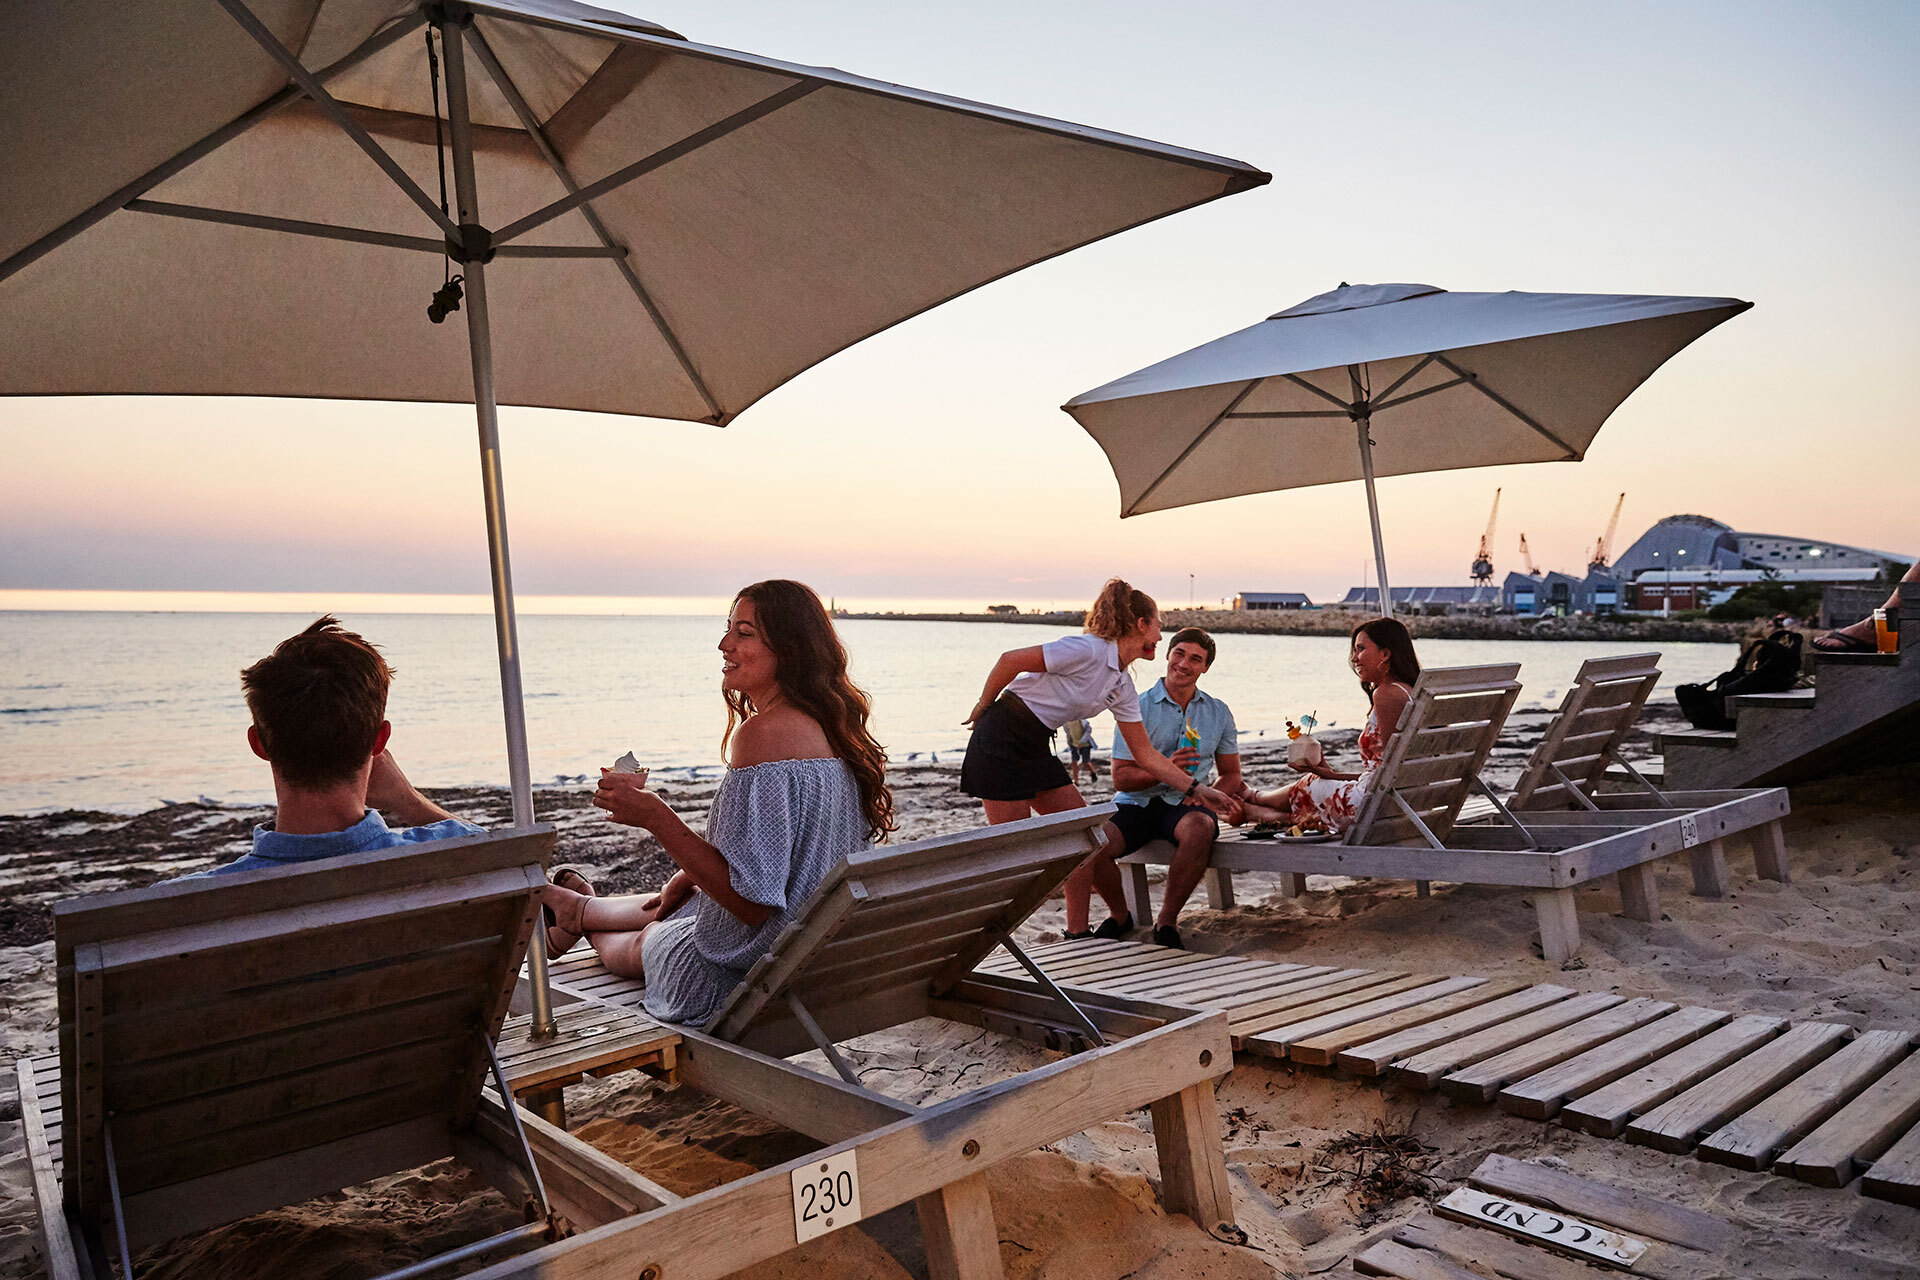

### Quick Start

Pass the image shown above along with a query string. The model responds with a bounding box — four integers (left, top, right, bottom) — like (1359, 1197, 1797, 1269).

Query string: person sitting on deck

(1235, 617, 1418, 836)
(1091, 627, 1242, 950)
(191, 615, 480, 877)
(1812, 560, 1918, 652)
(538, 580, 896, 1027)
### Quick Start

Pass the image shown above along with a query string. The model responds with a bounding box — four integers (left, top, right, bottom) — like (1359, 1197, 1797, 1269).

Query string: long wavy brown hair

(1350, 616, 1422, 695)
(1085, 578, 1157, 644)
(722, 580, 896, 841)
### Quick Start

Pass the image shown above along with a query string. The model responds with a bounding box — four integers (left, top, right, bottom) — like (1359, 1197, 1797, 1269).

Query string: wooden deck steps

(1662, 593, 1920, 788)
(971, 938, 1920, 1207)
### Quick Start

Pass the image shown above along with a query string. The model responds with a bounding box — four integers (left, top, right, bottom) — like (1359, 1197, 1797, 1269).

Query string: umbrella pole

(1349, 368, 1393, 619)
(442, 17, 557, 1037)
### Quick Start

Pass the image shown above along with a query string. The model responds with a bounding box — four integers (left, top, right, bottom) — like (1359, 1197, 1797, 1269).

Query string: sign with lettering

(1439, 1187, 1650, 1266)
(792, 1149, 862, 1243)
(1678, 814, 1700, 848)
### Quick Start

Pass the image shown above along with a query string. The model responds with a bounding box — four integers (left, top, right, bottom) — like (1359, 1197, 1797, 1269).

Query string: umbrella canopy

(1063, 282, 1750, 612)
(1, 0, 1268, 421)
(1, 0, 1269, 1034)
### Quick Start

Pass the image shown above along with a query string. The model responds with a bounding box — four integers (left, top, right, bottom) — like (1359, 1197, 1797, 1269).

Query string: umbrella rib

(124, 199, 448, 253)
(492, 78, 827, 246)
(1374, 352, 1439, 402)
(1225, 410, 1346, 419)
(1121, 380, 1260, 517)
(1369, 374, 1474, 413)
(1433, 354, 1582, 458)
(463, 23, 726, 422)
(215, 0, 462, 240)
(1281, 372, 1355, 413)
(0, 12, 425, 287)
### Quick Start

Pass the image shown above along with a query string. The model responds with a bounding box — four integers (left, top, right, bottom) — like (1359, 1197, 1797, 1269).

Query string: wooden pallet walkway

(968, 938, 1920, 1208)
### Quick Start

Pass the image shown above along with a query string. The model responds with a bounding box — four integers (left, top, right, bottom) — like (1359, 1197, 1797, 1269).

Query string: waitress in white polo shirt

(962, 578, 1234, 939)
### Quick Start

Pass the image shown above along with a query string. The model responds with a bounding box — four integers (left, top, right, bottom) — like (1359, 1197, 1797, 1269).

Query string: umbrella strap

(426, 28, 452, 283)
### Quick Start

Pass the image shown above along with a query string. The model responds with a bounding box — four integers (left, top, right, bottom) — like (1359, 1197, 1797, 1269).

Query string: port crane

(1590, 492, 1626, 573)
(1518, 532, 1540, 576)
(1470, 488, 1501, 584)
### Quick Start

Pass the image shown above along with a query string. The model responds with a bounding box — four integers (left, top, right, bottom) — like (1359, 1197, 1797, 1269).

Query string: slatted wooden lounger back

(1115, 660, 1791, 963)
(16, 826, 692, 1279)
(484, 806, 1239, 1280)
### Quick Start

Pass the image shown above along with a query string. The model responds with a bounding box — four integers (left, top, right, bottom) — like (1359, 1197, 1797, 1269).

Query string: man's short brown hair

(1169, 626, 1217, 667)
(243, 615, 392, 788)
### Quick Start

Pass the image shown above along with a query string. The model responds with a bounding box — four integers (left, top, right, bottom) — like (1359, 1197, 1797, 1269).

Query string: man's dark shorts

(1110, 797, 1219, 854)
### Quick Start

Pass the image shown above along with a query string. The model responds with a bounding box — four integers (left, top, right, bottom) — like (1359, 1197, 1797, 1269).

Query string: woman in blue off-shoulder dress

(539, 580, 895, 1026)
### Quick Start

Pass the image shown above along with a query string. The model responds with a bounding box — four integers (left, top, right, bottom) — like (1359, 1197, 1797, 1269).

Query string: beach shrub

(1707, 582, 1822, 621)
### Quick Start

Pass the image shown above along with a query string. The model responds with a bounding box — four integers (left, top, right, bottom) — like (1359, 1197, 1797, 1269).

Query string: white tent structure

(1064, 283, 1750, 615)
(1, 1, 1266, 1030)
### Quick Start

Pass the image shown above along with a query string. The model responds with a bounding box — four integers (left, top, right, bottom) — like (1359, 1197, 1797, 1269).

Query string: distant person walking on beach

(1063, 717, 1099, 785)
(185, 615, 481, 878)
(961, 578, 1237, 940)
(539, 580, 895, 1027)
(1238, 618, 1418, 835)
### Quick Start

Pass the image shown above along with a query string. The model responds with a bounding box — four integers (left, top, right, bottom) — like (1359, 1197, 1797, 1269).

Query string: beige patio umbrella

(1, 1, 1267, 1030)
(1063, 283, 1749, 616)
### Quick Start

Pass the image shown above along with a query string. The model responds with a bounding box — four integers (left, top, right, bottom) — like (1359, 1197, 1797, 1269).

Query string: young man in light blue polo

(1105, 626, 1242, 948)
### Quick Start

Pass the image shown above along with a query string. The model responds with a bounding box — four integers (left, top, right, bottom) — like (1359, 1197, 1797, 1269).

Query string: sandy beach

(4, 705, 1917, 1279)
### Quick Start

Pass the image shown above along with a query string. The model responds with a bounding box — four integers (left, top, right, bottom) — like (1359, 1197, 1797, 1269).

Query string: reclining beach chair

(14, 826, 687, 1280)
(1114, 662, 1790, 965)
(513, 807, 1238, 1280)
(1499, 652, 1791, 921)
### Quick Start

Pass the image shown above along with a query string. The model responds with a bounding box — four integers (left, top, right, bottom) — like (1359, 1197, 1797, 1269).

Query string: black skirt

(960, 694, 1071, 801)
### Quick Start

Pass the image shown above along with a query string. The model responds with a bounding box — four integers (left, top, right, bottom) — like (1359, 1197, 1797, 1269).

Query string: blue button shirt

(195, 809, 485, 877)
(1111, 679, 1239, 806)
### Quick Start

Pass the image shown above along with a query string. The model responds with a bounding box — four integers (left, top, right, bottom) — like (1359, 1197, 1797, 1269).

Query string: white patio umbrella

(1063, 282, 1750, 615)
(1, 1, 1266, 1029)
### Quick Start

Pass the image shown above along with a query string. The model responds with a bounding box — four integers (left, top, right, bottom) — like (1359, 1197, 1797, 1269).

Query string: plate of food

(1242, 822, 1335, 844)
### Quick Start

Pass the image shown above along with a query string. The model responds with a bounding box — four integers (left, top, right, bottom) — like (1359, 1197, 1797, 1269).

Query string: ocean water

(0, 610, 1739, 814)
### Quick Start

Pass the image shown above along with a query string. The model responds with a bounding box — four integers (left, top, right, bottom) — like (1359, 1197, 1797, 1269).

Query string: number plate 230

(792, 1150, 862, 1243)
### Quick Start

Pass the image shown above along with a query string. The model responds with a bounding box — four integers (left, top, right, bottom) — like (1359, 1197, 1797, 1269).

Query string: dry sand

(3, 705, 1917, 1278)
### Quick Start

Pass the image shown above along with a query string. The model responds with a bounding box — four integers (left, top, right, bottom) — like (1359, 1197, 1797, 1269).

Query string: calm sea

(0, 610, 1737, 814)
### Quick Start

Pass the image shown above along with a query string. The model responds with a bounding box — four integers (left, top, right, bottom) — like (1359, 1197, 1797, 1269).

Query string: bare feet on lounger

(540, 870, 596, 958)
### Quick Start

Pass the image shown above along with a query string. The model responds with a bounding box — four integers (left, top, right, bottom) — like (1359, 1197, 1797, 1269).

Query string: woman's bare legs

(541, 883, 661, 980)
(982, 786, 1125, 935)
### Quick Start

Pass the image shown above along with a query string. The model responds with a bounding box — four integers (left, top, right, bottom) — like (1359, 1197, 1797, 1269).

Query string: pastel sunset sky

(4, 0, 1914, 613)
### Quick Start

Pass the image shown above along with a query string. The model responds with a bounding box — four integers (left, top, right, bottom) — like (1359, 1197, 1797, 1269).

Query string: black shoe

(1091, 913, 1133, 940)
(1151, 924, 1184, 949)
(1062, 929, 1095, 941)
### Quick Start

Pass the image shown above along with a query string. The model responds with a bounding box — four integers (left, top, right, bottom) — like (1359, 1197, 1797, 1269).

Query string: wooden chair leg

(1122, 863, 1153, 925)
(918, 1172, 1005, 1280)
(1752, 820, 1791, 883)
(1149, 1079, 1235, 1233)
(1535, 889, 1581, 966)
(1203, 868, 1236, 910)
(1689, 838, 1729, 898)
(1277, 872, 1308, 899)
(1415, 880, 1432, 898)
(1617, 863, 1660, 922)
(524, 1085, 566, 1129)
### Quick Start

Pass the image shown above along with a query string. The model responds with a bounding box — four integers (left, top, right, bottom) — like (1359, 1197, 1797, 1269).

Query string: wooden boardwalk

(971, 938, 1920, 1208)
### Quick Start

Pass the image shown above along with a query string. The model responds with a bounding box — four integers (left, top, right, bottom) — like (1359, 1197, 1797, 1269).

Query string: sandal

(1810, 630, 1875, 653)
(542, 867, 597, 959)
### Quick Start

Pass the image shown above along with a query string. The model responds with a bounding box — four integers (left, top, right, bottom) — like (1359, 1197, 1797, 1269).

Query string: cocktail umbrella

(1063, 283, 1749, 616)
(0, 1, 1267, 1029)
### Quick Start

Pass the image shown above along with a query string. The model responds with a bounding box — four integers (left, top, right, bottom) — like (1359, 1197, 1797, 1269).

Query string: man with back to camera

(192, 615, 481, 876)
(1103, 626, 1242, 948)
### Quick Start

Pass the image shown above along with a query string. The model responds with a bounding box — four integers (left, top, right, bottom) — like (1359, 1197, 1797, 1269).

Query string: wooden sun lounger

(1116, 661, 1791, 964)
(16, 826, 688, 1280)
(477, 806, 1236, 1280)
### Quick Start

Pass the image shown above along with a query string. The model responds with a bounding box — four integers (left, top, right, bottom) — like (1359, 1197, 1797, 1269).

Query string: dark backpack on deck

(1676, 628, 1804, 731)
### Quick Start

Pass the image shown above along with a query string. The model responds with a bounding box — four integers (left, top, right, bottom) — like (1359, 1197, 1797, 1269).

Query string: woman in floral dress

(1240, 618, 1420, 834)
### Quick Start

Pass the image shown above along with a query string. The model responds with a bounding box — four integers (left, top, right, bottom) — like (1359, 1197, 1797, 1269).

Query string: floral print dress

(1287, 683, 1408, 834)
